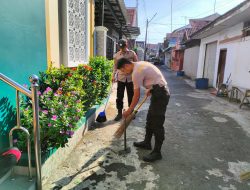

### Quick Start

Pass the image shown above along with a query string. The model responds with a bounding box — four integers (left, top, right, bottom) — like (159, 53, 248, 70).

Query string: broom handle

(134, 96, 148, 112)
(104, 83, 113, 111)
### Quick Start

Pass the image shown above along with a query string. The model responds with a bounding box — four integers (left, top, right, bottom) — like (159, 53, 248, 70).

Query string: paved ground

(43, 66, 250, 190)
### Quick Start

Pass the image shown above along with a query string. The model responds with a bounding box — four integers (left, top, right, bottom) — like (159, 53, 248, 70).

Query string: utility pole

(171, 0, 173, 32)
(136, 0, 138, 26)
(214, 0, 216, 13)
(144, 19, 148, 61)
(182, 16, 188, 25)
(144, 13, 157, 61)
(101, 0, 104, 26)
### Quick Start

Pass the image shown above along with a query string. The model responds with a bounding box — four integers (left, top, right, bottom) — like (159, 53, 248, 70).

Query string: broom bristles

(114, 112, 135, 138)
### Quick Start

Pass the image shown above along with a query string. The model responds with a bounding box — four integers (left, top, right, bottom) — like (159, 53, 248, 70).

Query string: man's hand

(122, 88, 140, 118)
(122, 109, 133, 118)
(146, 89, 151, 97)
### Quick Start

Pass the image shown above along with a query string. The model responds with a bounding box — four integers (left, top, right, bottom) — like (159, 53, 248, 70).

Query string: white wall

(232, 39, 250, 89)
(164, 52, 171, 68)
(217, 40, 238, 87)
(137, 47, 144, 61)
(183, 46, 200, 79)
(197, 22, 250, 89)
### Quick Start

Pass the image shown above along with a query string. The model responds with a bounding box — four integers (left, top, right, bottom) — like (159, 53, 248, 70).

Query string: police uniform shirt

(113, 49, 138, 82)
(132, 61, 169, 92)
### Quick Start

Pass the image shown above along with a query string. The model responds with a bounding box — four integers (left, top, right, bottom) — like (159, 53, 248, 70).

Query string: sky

(124, 0, 246, 44)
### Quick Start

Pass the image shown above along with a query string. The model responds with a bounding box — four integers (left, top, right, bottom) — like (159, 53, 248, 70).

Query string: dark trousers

(116, 81, 134, 111)
(145, 85, 170, 152)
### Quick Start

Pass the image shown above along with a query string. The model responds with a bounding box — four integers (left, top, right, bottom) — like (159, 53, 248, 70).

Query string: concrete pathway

(43, 66, 250, 190)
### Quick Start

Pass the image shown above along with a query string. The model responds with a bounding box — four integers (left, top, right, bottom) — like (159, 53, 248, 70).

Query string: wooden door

(217, 49, 227, 86)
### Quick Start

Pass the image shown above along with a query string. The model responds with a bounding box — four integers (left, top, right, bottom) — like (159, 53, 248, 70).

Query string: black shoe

(133, 141, 152, 150)
(114, 113, 122, 121)
(143, 151, 162, 162)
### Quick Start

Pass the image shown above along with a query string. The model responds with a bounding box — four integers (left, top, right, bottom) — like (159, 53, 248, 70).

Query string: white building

(183, 14, 220, 79)
(192, 1, 250, 90)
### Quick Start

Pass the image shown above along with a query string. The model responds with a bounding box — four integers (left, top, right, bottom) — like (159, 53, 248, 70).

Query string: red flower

(83, 65, 93, 71)
(68, 73, 72, 77)
(56, 89, 63, 95)
(71, 67, 77, 71)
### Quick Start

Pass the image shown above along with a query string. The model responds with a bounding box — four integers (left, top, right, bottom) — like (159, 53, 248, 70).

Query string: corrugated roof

(191, 0, 250, 39)
(94, 0, 140, 38)
(185, 13, 220, 40)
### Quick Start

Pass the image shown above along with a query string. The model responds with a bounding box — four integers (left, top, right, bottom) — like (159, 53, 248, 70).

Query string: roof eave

(191, 0, 250, 39)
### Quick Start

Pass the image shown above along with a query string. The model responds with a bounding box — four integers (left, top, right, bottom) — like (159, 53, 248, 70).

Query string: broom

(96, 83, 113, 123)
(114, 96, 148, 138)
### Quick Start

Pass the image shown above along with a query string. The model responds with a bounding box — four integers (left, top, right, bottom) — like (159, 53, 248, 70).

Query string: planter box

(13, 97, 107, 185)
(41, 101, 105, 184)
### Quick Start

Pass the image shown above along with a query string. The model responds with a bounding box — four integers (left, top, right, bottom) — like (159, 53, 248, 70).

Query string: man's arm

(133, 51, 138, 62)
(123, 88, 140, 118)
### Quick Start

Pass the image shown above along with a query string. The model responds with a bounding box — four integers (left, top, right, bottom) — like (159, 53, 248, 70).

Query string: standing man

(117, 58, 170, 162)
(113, 39, 138, 121)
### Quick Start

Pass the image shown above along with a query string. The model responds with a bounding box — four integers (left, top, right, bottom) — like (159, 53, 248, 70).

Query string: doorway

(203, 41, 217, 87)
(217, 49, 227, 87)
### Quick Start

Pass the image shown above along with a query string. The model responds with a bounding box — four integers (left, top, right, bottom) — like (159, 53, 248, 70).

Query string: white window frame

(61, 0, 89, 67)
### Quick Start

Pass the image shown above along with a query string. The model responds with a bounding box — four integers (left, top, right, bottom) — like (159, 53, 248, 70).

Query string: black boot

(143, 140, 163, 162)
(114, 109, 122, 121)
(133, 141, 152, 150)
(133, 128, 153, 150)
(153, 140, 163, 153)
(143, 151, 162, 162)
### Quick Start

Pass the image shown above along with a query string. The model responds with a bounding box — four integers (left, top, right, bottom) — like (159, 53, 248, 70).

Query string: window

(62, 0, 88, 67)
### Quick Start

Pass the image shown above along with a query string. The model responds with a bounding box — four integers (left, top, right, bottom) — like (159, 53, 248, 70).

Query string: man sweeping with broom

(115, 58, 170, 162)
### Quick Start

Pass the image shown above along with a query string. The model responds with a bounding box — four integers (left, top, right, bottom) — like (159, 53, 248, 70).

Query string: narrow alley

(2, 1, 250, 190)
(43, 66, 250, 190)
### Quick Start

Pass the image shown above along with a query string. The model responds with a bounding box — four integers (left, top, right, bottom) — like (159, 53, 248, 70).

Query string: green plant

(16, 57, 113, 153)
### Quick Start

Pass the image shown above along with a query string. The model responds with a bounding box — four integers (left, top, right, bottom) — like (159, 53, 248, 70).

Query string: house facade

(192, 1, 250, 89)
(0, 0, 95, 150)
(0, 0, 139, 189)
(169, 29, 187, 71)
(183, 14, 220, 79)
(0, 0, 47, 150)
(164, 27, 188, 71)
(0, 0, 140, 152)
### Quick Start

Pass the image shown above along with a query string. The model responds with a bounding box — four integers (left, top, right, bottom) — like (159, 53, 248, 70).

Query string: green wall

(0, 0, 47, 150)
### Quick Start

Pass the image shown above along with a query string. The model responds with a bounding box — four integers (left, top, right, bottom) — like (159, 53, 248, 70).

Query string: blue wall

(0, 0, 47, 150)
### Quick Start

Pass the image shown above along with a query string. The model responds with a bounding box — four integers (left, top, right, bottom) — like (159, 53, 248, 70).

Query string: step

(0, 175, 36, 190)
(0, 170, 11, 185)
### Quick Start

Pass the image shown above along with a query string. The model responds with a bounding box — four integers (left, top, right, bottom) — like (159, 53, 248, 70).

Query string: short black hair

(118, 39, 127, 48)
(117, 58, 132, 69)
